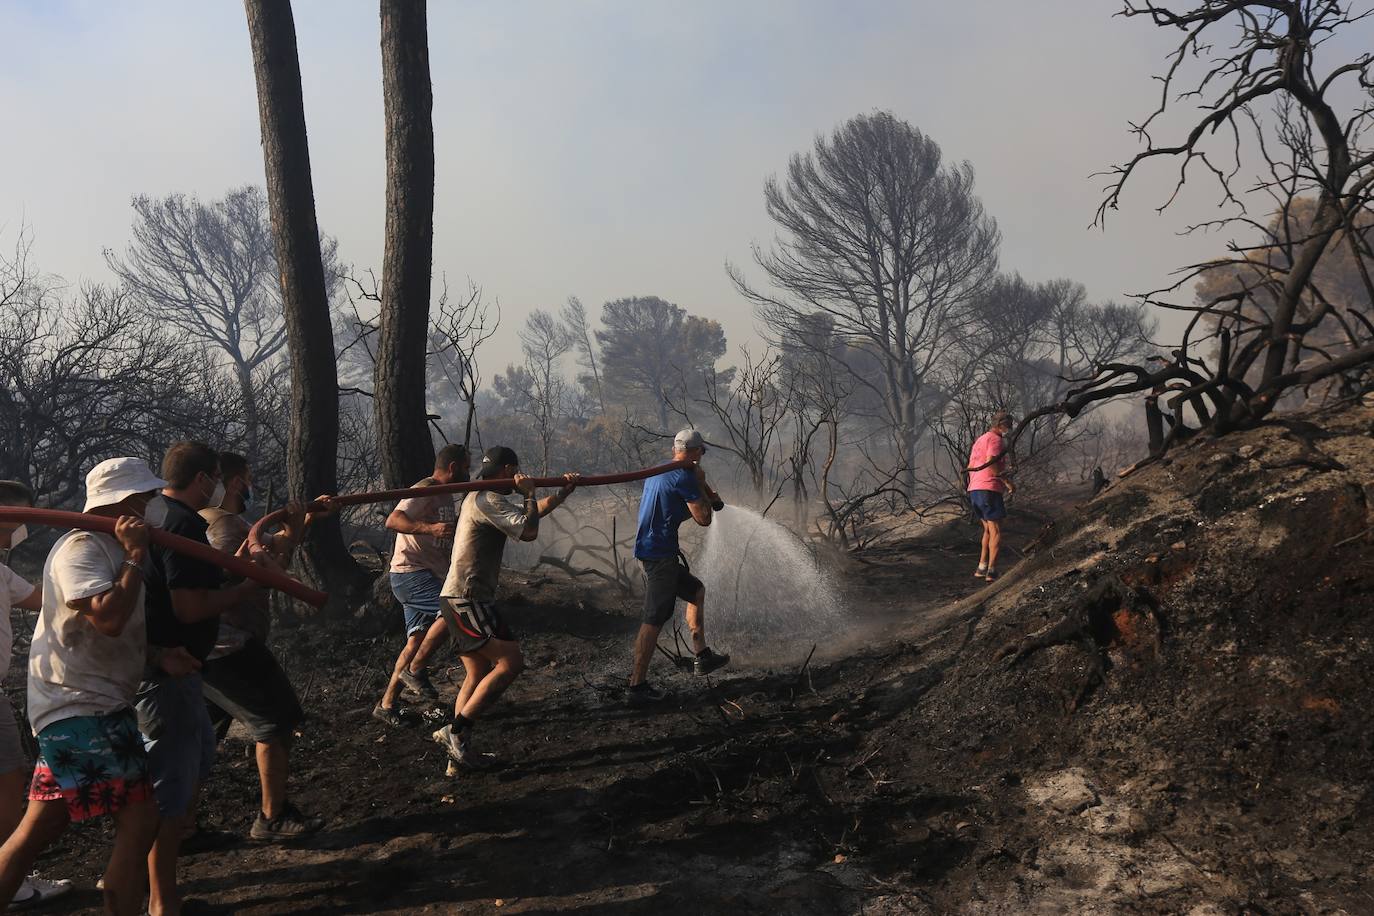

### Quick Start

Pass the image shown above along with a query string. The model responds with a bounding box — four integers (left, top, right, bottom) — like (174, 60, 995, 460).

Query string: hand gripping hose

(0, 507, 328, 606)
(0, 461, 695, 611)
(247, 459, 695, 555)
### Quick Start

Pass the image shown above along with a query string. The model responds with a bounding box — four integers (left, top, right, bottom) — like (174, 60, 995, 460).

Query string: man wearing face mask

(0, 482, 72, 909)
(0, 459, 164, 915)
(136, 442, 263, 916)
(198, 452, 324, 841)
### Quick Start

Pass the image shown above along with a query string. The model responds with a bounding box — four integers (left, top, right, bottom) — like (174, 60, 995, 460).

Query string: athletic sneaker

(430, 725, 496, 771)
(693, 648, 730, 676)
(251, 802, 325, 841)
(625, 682, 670, 706)
(399, 668, 439, 699)
(9, 874, 73, 909)
(372, 704, 412, 728)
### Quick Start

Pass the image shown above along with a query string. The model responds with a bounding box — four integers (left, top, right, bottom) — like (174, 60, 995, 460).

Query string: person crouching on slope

(432, 447, 580, 771)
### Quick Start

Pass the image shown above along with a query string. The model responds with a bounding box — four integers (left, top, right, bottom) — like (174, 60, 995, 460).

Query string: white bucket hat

(83, 458, 168, 512)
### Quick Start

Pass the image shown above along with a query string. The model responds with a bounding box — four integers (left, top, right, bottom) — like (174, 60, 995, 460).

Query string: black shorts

(200, 639, 304, 744)
(441, 597, 516, 654)
(641, 557, 703, 627)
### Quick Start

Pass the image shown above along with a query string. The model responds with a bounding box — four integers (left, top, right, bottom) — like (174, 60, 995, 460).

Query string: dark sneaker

(693, 648, 730, 677)
(625, 682, 670, 707)
(9, 874, 73, 909)
(984, 568, 999, 582)
(251, 802, 324, 841)
(430, 725, 496, 771)
(399, 668, 439, 699)
(372, 704, 412, 728)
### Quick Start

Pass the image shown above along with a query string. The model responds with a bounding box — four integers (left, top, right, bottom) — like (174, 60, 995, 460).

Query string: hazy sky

(0, 1, 1316, 368)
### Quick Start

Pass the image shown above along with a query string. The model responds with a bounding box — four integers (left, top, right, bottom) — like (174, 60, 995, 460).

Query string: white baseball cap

(83, 458, 168, 512)
(673, 429, 706, 451)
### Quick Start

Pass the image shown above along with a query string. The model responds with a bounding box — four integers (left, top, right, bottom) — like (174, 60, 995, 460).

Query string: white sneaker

(430, 725, 496, 771)
(10, 874, 74, 908)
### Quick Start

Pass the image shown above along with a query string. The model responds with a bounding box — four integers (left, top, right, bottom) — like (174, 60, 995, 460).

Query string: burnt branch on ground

(994, 575, 1165, 712)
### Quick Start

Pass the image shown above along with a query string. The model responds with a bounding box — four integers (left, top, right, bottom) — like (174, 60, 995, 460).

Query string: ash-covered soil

(16, 402, 1374, 914)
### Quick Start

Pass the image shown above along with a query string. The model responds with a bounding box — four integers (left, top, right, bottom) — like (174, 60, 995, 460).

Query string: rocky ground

(10, 400, 1374, 914)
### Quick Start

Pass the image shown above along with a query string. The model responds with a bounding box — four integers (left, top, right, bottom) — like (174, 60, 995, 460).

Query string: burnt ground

(14, 401, 1374, 914)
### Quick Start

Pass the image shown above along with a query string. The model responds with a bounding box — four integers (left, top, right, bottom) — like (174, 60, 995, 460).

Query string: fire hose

(247, 459, 700, 554)
(0, 460, 704, 610)
(0, 507, 329, 606)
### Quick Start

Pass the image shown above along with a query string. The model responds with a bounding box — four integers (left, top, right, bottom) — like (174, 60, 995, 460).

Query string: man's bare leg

(453, 655, 490, 718)
(629, 623, 662, 686)
(979, 521, 992, 569)
(987, 521, 1002, 571)
(0, 798, 68, 906)
(106, 798, 160, 916)
(684, 587, 707, 655)
(456, 641, 524, 721)
(147, 800, 192, 916)
(0, 768, 27, 842)
(408, 617, 450, 675)
(257, 739, 289, 820)
(380, 634, 423, 709)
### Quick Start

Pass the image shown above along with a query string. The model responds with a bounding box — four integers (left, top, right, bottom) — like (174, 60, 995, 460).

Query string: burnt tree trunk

(376, 0, 436, 488)
(243, 0, 367, 607)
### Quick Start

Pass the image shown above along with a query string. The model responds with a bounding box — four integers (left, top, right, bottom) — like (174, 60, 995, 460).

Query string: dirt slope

(21, 402, 1374, 914)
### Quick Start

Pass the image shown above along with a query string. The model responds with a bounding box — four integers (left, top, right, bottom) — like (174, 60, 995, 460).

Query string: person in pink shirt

(967, 412, 1015, 581)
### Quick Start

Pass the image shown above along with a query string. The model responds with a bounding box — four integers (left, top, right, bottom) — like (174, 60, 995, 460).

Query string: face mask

(209, 480, 226, 509)
(144, 498, 169, 529)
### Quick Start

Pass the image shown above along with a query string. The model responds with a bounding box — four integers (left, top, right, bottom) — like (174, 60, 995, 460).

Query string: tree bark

(376, 0, 437, 488)
(242, 0, 366, 606)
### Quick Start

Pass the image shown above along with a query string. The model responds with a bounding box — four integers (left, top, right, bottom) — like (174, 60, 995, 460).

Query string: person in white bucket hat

(0, 457, 166, 915)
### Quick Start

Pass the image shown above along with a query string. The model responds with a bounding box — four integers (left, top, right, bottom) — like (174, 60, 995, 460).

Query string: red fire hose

(0, 507, 328, 607)
(247, 459, 694, 553)
(0, 461, 694, 612)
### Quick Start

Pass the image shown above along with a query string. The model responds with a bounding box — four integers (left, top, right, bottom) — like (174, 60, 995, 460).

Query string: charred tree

(376, 0, 437, 488)
(1015, 2, 1374, 456)
(243, 0, 366, 604)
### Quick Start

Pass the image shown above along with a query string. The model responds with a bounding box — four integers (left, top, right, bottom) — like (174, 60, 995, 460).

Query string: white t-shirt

(441, 491, 529, 602)
(27, 531, 147, 736)
(0, 564, 38, 682)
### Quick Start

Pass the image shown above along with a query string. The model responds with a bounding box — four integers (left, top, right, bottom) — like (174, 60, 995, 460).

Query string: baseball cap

(84, 458, 168, 512)
(476, 446, 520, 480)
(673, 429, 706, 452)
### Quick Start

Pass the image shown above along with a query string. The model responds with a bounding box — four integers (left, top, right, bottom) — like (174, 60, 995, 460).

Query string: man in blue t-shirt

(627, 429, 729, 705)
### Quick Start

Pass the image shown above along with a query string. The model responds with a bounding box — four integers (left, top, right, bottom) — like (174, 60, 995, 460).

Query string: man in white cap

(626, 429, 729, 706)
(0, 481, 73, 909)
(0, 458, 168, 915)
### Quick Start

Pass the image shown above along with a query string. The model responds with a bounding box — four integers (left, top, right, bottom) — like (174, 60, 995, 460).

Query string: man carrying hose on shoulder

(626, 429, 729, 707)
(431, 447, 580, 771)
(0, 458, 165, 916)
(374, 443, 470, 726)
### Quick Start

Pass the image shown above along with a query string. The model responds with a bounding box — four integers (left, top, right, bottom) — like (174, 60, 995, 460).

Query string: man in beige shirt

(432, 446, 578, 770)
(374, 444, 470, 726)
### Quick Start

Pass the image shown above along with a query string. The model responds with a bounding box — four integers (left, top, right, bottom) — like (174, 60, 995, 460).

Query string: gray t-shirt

(441, 490, 529, 602)
(28, 531, 147, 735)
